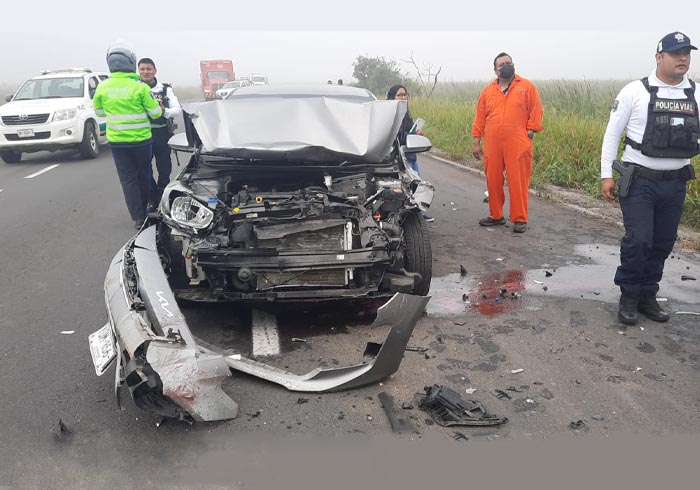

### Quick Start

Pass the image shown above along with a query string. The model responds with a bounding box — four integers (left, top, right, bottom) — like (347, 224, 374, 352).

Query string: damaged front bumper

(93, 225, 429, 422)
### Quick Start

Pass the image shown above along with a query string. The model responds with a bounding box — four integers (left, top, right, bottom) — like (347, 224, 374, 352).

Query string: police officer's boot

(618, 295, 639, 325)
(637, 293, 670, 322)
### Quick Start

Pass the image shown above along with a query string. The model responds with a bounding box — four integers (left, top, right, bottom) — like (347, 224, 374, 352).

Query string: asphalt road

(1, 147, 699, 488)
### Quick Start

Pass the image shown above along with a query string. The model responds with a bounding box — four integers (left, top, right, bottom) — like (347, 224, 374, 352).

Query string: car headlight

(53, 109, 77, 121)
(170, 196, 214, 229)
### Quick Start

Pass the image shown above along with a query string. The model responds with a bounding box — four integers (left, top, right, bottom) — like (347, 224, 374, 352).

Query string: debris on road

(378, 392, 419, 434)
(451, 431, 468, 441)
(569, 420, 587, 430)
(296, 397, 309, 404)
(681, 275, 697, 281)
(405, 346, 429, 353)
(510, 368, 525, 374)
(291, 338, 307, 343)
(465, 387, 477, 395)
(533, 280, 544, 285)
(402, 402, 414, 410)
(675, 311, 700, 316)
(545, 271, 553, 277)
(591, 416, 605, 421)
(494, 389, 512, 400)
(460, 265, 467, 276)
(496, 258, 506, 263)
(60, 331, 75, 335)
(657, 298, 668, 302)
(417, 385, 508, 427)
(53, 418, 71, 442)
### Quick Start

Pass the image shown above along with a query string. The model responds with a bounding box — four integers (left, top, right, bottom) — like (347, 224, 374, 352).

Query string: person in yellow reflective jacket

(94, 41, 162, 229)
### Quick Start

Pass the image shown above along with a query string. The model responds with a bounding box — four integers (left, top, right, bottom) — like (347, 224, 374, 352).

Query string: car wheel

(78, 121, 99, 159)
(402, 211, 432, 295)
(0, 150, 22, 163)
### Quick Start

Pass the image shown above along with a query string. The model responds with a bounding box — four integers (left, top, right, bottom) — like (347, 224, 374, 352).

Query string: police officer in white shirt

(137, 57, 182, 207)
(601, 31, 698, 325)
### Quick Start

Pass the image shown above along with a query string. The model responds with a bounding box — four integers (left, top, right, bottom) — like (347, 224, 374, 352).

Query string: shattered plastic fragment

(545, 271, 553, 277)
(291, 338, 307, 343)
(533, 280, 544, 285)
(569, 420, 586, 430)
(60, 331, 75, 335)
(675, 311, 700, 316)
(511, 369, 525, 374)
(681, 275, 697, 281)
(465, 387, 476, 395)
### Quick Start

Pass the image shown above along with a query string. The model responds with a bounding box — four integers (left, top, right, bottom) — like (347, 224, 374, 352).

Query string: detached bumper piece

(417, 385, 508, 427)
(102, 225, 428, 422)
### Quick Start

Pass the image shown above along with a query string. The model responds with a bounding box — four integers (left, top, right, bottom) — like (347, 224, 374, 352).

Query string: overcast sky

(2, 0, 699, 87)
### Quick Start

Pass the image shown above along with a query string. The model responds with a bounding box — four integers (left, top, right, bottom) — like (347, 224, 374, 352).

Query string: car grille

(5, 131, 51, 141)
(2, 114, 50, 125)
(258, 270, 347, 288)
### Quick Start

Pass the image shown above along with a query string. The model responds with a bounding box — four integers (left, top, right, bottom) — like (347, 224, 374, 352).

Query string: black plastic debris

(297, 397, 309, 404)
(543, 286, 549, 291)
(417, 385, 508, 427)
(494, 389, 512, 400)
(378, 392, 419, 434)
(681, 275, 697, 281)
(402, 402, 414, 410)
(545, 271, 553, 277)
(53, 418, 71, 442)
(569, 420, 586, 430)
(499, 288, 508, 297)
(451, 431, 468, 441)
(462, 293, 468, 302)
(406, 346, 429, 353)
(460, 265, 468, 276)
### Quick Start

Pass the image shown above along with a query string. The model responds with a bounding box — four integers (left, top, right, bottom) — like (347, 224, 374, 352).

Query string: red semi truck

(200, 60, 234, 100)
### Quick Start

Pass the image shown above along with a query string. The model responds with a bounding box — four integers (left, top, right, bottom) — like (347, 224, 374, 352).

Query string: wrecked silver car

(89, 85, 433, 422)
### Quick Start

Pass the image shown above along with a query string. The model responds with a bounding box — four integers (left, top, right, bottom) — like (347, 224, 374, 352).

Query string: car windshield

(223, 81, 242, 89)
(251, 76, 266, 83)
(13, 77, 84, 100)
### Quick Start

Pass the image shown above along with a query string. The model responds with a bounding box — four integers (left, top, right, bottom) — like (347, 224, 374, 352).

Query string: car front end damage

(91, 225, 429, 421)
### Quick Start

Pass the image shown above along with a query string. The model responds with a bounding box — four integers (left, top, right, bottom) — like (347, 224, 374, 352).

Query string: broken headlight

(170, 196, 214, 229)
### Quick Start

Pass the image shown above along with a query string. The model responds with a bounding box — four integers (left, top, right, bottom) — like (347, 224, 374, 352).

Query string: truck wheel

(402, 211, 432, 295)
(0, 150, 22, 163)
(78, 121, 99, 159)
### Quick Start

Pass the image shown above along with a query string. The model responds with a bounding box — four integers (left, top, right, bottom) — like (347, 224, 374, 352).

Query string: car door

(88, 76, 107, 137)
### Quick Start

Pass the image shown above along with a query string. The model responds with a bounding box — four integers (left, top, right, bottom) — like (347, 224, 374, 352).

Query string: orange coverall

(472, 75, 544, 223)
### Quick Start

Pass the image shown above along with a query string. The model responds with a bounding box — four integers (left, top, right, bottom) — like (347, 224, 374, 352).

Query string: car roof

(226, 84, 376, 101)
(33, 70, 108, 80)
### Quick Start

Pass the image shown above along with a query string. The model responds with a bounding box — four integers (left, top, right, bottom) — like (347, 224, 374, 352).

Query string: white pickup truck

(0, 68, 109, 163)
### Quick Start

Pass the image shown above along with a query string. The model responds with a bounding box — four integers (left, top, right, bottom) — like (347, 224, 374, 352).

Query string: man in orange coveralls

(472, 52, 544, 233)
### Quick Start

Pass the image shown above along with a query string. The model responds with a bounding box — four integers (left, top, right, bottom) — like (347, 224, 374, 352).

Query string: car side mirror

(5, 95, 12, 102)
(405, 134, 432, 153)
(168, 132, 193, 152)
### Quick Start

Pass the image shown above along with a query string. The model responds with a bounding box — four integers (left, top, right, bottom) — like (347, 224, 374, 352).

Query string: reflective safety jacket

(93, 72, 162, 143)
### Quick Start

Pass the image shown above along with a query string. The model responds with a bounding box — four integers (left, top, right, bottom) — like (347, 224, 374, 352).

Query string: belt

(623, 162, 694, 181)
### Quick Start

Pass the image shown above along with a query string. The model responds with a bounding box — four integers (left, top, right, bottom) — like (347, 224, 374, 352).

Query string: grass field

(409, 80, 700, 229)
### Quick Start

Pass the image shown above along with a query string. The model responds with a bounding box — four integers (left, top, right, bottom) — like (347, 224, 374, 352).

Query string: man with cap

(94, 41, 163, 229)
(601, 32, 698, 325)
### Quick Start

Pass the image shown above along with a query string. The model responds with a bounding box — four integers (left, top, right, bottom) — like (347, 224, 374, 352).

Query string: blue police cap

(657, 32, 698, 53)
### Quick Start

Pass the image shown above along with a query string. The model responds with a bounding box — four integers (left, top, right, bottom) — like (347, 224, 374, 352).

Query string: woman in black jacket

(387, 84, 433, 222)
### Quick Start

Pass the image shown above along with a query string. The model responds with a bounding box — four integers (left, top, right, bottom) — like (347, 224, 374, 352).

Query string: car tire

(78, 121, 99, 159)
(402, 210, 432, 295)
(0, 150, 22, 163)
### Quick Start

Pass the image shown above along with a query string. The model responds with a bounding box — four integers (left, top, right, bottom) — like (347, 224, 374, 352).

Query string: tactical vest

(149, 82, 171, 130)
(625, 77, 700, 158)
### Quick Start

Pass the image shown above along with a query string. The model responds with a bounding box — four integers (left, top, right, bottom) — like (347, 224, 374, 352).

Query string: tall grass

(409, 80, 700, 229)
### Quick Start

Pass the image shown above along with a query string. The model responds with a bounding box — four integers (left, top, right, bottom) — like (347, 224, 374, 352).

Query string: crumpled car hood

(184, 98, 407, 164)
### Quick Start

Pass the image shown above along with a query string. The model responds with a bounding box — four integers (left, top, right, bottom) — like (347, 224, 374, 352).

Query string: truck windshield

(14, 77, 84, 100)
(208, 71, 230, 79)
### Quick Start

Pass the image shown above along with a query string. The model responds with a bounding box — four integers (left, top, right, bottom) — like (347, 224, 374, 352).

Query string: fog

(1, 0, 699, 87)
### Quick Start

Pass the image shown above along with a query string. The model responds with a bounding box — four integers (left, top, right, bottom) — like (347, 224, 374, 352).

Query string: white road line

(24, 164, 60, 179)
(251, 309, 280, 357)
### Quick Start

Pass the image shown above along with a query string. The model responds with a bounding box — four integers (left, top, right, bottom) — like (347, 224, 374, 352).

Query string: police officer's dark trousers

(110, 140, 152, 223)
(149, 126, 173, 204)
(615, 175, 687, 298)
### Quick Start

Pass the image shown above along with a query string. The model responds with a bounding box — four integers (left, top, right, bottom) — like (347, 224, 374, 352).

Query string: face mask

(499, 64, 515, 79)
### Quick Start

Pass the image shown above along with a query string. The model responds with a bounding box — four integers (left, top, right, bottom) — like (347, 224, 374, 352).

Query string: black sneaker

(637, 295, 670, 322)
(479, 216, 506, 226)
(618, 295, 639, 325)
(513, 221, 527, 233)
